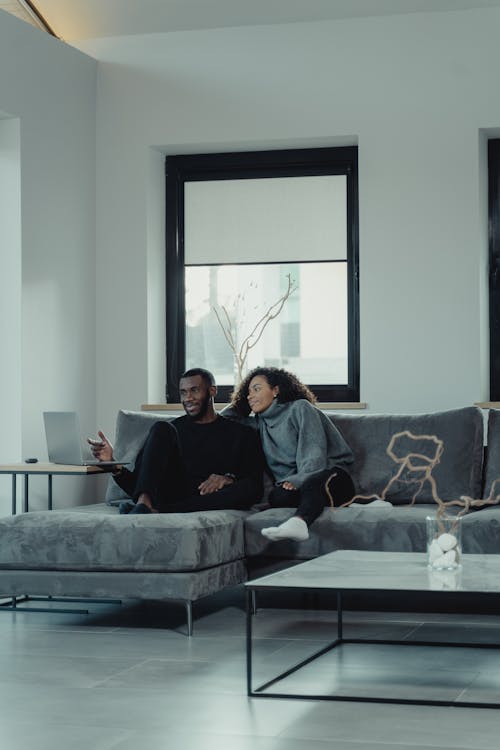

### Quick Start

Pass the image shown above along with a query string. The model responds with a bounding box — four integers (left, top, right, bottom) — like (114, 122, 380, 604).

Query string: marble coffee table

(245, 550, 500, 708)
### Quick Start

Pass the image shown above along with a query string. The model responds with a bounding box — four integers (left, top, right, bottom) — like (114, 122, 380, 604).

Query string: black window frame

(165, 146, 360, 403)
(489, 139, 500, 399)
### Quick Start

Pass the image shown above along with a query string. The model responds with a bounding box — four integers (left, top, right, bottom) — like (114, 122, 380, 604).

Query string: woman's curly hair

(231, 366, 317, 416)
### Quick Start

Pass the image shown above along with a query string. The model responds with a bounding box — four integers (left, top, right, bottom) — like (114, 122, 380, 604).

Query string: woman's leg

(298, 467, 355, 525)
(262, 468, 355, 541)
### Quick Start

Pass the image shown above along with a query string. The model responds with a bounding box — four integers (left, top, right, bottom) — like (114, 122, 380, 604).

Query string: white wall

(0, 11, 99, 510)
(73, 6, 499, 425)
(0, 117, 22, 489)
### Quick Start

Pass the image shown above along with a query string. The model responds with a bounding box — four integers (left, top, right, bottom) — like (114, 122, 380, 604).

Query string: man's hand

(87, 430, 114, 462)
(198, 474, 234, 495)
(282, 481, 297, 491)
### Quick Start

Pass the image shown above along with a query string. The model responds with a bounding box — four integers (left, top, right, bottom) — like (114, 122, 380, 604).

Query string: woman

(231, 367, 355, 541)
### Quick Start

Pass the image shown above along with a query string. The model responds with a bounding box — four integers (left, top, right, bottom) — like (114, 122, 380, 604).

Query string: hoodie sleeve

(284, 401, 353, 488)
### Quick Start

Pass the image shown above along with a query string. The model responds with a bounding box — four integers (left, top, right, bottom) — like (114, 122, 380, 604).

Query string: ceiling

(2, 0, 500, 41)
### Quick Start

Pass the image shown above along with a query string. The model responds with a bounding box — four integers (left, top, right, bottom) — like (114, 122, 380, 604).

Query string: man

(89, 368, 264, 514)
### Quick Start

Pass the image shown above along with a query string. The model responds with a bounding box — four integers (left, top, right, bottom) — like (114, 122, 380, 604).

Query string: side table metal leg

(24, 474, 29, 513)
(12, 474, 16, 515)
(48, 474, 53, 510)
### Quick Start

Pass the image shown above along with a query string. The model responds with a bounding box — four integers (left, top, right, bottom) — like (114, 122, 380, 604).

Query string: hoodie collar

(257, 397, 286, 425)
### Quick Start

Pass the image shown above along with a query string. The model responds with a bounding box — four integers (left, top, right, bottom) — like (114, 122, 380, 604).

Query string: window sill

(141, 402, 367, 412)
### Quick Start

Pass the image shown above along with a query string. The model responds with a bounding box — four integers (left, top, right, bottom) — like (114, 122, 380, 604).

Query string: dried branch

(213, 306, 236, 352)
(212, 273, 297, 383)
(241, 275, 297, 354)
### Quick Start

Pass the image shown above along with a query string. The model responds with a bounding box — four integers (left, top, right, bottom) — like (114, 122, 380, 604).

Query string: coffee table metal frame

(246, 551, 500, 709)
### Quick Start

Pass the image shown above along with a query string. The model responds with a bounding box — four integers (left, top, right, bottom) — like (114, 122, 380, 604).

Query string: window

(165, 147, 359, 403)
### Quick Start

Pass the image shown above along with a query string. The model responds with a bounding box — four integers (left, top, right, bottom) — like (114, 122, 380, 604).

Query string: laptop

(43, 411, 124, 467)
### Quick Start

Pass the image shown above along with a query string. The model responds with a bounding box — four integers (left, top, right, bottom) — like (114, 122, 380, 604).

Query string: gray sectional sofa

(1, 405, 500, 634)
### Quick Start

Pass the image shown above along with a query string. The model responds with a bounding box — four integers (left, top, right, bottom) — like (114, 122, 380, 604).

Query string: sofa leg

(251, 590, 257, 615)
(185, 601, 193, 637)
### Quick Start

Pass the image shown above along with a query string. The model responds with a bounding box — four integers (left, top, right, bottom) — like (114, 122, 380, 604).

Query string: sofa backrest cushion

(105, 410, 177, 505)
(330, 407, 483, 504)
(106, 406, 484, 507)
(483, 409, 500, 501)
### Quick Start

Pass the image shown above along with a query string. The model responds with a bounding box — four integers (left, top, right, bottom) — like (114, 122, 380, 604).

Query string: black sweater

(115, 415, 264, 506)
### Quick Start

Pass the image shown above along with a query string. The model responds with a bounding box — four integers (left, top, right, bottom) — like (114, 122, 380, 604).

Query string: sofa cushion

(246, 503, 500, 561)
(330, 407, 483, 504)
(245, 504, 435, 559)
(105, 410, 178, 505)
(461, 506, 500, 553)
(0, 504, 247, 573)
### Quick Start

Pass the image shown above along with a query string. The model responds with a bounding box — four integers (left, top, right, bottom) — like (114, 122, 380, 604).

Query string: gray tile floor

(1, 588, 500, 749)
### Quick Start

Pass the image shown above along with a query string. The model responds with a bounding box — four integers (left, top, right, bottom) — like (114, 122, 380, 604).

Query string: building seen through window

(185, 262, 348, 388)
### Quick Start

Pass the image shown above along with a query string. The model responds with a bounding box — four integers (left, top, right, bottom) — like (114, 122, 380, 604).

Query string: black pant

(130, 421, 255, 513)
(268, 467, 355, 526)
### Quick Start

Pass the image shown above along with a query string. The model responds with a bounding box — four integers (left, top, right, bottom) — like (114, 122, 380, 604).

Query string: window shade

(184, 174, 347, 265)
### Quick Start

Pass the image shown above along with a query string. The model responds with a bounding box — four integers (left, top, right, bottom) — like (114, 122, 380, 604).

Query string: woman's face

(247, 375, 279, 414)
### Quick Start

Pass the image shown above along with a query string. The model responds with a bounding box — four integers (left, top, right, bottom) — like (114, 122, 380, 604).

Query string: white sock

(261, 516, 309, 542)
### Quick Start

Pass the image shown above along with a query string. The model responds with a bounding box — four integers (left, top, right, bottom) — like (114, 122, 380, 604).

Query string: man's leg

(127, 421, 185, 513)
(161, 481, 256, 513)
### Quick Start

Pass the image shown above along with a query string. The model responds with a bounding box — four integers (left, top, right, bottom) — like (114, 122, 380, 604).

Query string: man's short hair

(180, 368, 216, 388)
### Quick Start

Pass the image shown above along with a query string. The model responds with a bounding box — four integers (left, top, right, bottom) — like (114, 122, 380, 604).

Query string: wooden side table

(0, 463, 110, 514)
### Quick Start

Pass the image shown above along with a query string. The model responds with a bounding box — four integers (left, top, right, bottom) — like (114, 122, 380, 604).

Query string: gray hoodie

(255, 399, 353, 488)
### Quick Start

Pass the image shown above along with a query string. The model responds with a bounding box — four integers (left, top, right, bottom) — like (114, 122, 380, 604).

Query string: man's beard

(184, 390, 211, 421)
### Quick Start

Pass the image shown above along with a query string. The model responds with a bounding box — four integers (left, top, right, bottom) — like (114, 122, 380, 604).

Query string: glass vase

(426, 513, 462, 570)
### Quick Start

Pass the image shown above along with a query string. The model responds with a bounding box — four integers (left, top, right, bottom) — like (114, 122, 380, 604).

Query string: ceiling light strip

(16, 0, 58, 37)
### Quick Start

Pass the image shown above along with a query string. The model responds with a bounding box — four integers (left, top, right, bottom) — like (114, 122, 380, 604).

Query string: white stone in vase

(437, 532, 457, 551)
(440, 549, 458, 567)
(429, 539, 443, 562)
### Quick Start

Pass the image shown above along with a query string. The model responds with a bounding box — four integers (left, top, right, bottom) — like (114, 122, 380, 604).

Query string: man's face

(179, 375, 213, 421)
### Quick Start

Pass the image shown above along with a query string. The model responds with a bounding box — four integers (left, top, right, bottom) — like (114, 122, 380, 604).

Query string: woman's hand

(282, 481, 297, 491)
